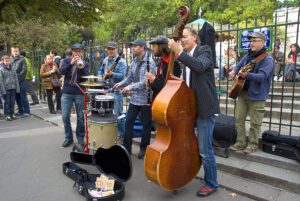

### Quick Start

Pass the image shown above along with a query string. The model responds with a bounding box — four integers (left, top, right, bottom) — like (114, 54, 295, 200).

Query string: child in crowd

(0, 55, 20, 121)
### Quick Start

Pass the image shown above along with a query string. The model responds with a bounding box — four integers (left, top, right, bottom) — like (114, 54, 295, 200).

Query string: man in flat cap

(59, 43, 89, 148)
(114, 38, 156, 159)
(146, 35, 181, 100)
(98, 41, 127, 137)
(229, 31, 274, 154)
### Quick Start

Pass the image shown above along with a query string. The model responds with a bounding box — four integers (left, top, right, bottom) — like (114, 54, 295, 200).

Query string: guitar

(228, 52, 269, 99)
(228, 63, 254, 99)
(103, 56, 121, 79)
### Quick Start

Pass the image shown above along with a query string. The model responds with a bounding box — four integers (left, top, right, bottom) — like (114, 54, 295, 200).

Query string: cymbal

(81, 75, 102, 79)
(79, 82, 104, 87)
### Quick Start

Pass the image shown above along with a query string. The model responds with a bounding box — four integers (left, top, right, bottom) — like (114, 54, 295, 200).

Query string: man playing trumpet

(59, 43, 89, 148)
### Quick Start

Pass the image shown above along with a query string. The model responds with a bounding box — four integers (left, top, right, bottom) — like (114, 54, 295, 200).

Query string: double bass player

(169, 27, 220, 197)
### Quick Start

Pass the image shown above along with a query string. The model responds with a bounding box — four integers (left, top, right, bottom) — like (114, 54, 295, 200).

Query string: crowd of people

(0, 29, 299, 197)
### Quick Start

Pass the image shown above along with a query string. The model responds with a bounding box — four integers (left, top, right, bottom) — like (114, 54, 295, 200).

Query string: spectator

(223, 47, 237, 77)
(20, 51, 39, 105)
(272, 45, 284, 82)
(281, 43, 300, 82)
(40, 55, 61, 114)
(10, 45, 30, 117)
(0, 55, 20, 121)
(50, 49, 61, 67)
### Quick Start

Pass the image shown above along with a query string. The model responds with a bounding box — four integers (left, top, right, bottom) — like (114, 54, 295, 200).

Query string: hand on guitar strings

(105, 70, 114, 78)
(238, 71, 248, 79)
(168, 39, 183, 55)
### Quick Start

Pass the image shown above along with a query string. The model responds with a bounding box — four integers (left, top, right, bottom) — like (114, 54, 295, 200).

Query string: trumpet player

(59, 43, 89, 148)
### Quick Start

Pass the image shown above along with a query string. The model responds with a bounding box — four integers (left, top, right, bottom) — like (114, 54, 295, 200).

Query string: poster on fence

(239, 27, 273, 53)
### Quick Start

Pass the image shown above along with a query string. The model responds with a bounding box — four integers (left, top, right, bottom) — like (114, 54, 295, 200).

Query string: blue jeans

(196, 115, 218, 189)
(123, 103, 152, 153)
(4, 89, 16, 116)
(16, 80, 30, 114)
(61, 93, 85, 144)
(114, 92, 125, 136)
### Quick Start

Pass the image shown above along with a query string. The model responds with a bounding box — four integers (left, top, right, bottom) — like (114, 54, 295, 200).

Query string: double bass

(144, 6, 201, 191)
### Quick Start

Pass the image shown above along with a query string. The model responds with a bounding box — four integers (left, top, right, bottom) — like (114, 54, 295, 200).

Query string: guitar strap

(251, 52, 269, 72)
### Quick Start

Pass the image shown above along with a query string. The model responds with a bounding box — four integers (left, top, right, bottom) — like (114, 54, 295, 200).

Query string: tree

(0, 0, 107, 26)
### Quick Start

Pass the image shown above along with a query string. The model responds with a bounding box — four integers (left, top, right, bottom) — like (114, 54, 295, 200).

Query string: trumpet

(77, 59, 84, 69)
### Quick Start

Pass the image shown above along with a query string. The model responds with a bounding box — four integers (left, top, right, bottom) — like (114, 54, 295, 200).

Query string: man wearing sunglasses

(228, 31, 274, 154)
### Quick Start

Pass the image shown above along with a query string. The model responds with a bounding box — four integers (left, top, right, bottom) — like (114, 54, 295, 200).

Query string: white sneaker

(278, 76, 283, 81)
(273, 76, 278, 82)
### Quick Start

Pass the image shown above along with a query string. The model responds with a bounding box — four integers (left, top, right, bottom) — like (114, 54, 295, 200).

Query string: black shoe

(138, 149, 146, 159)
(30, 102, 38, 105)
(50, 111, 57, 114)
(62, 140, 73, 148)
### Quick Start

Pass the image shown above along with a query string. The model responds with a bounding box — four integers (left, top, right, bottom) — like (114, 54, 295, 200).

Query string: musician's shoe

(62, 140, 73, 148)
(229, 143, 246, 151)
(243, 146, 257, 154)
(137, 149, 146, 159)
(196, 186, 217, 197)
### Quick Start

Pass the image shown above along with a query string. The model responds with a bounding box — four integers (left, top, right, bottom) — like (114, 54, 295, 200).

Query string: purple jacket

(59, 57, 89, 95)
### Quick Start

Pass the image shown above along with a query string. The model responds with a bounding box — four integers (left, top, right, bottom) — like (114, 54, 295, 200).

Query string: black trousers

(123, 103, 152, 153)
(46, 87, 61, 112)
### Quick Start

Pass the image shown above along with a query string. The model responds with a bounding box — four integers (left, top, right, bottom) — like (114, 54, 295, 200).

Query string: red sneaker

(196, 186, 216, 197)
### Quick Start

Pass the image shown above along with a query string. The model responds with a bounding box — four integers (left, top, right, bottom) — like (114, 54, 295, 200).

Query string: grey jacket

(178, 45, 220, 119)
(10, 55, 27, 82)
(0, 65, 20, 95)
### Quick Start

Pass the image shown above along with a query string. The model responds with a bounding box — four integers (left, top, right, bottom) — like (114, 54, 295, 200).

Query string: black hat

(107, 41, 118, 49)
(129, 39, 147, 48)
(71, 43, 83, 50)
(248, 31, 266, 41)
(149, 35, 169, 45)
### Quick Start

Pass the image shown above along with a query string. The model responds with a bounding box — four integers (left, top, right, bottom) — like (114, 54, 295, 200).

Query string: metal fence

(84, 8, 300, 136)
(1, 8, 299, 136)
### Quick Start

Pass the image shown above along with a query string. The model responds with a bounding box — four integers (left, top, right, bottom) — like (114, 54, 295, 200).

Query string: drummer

(97, 41, 127, 134)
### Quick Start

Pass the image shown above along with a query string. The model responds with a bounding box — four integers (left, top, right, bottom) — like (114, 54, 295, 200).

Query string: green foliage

(0, 19, 82, 53)
(0, 0, 107, 26)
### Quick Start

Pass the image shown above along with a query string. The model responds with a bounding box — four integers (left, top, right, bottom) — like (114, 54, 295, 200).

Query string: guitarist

(228, 31, 274, 154)
(169, 27, 220, 197)
(146, 35, 182, 100)
(97, 41, 127, 135)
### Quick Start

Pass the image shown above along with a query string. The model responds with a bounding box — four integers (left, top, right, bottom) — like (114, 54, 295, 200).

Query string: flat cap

(248, 31, 266, 41)
(107, 41, 118, 49)
(129, 39, 147, 48)
(71, 43, 83, 50)
(149, 35, 168, 44)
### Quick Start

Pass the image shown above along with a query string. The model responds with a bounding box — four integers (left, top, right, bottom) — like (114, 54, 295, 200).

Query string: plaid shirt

(119, 53, 156, 106)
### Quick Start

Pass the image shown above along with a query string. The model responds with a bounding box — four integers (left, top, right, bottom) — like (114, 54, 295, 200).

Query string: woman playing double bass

(169, 27, 220, 197)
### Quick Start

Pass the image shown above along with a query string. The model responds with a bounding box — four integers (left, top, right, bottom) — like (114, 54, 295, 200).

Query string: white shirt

(180, 45, 196, 87)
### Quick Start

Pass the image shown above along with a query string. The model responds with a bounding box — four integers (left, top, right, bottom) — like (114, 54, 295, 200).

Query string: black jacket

(150, 58, 181, 100)
(178, 45, 220, 119)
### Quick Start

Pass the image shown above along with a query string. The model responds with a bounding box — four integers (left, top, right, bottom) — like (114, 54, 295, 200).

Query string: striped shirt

(119, 53, 156, 106)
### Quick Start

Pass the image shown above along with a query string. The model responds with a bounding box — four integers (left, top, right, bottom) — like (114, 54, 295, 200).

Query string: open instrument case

(63, 144, 132, 200)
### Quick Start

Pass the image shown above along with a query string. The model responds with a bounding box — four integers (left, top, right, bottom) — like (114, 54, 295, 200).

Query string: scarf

(246, 47, 267, 64)
(157, 56, 169, 77)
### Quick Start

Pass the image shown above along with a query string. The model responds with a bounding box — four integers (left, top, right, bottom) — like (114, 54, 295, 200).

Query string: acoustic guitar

(228, 52, 268, 99)
(228, 63, 254, 99)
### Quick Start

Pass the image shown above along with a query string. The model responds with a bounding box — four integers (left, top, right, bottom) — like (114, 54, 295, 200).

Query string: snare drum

(91, 95, 114, 116)
(88, 114, 117, 150)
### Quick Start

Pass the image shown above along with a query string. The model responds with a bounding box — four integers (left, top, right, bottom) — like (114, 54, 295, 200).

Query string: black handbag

(51, 76, 61, 88)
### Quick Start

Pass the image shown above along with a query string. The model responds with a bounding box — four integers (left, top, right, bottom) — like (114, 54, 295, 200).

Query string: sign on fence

(239, 27, 273, 53)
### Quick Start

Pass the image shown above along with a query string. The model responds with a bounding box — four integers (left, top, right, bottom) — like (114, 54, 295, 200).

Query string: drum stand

(77, 84, 90, 153)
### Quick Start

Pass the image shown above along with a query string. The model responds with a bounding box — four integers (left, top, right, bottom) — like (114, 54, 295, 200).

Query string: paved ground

(0, 110, 256, 201)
